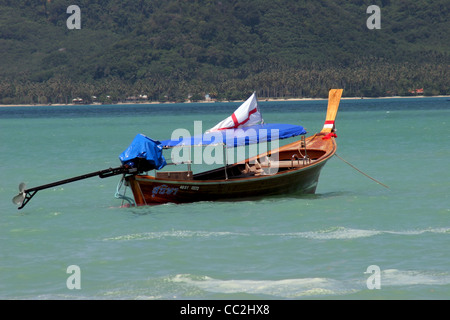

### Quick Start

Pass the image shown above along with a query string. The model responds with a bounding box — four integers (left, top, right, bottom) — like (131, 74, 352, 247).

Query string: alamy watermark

(66, 265, 81, 289)
(365, 265, 381, 289)
(65, 5, 379, 31)
(170, 121, 280, 174)
(64, 264, 382, 291)
(366, 5, 381, 30)
(67, 5, 81, 30)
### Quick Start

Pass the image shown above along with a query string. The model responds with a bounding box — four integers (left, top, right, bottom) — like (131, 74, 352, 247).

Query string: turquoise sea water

(0, 97, 449, 300)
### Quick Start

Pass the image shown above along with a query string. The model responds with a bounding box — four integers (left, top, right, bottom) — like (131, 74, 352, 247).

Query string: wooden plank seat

(156, 171, 193, 180)
(238, 158, 311, 178)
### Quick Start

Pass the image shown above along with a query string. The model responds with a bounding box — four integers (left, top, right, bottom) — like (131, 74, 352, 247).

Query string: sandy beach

(0, 95, 448, 107)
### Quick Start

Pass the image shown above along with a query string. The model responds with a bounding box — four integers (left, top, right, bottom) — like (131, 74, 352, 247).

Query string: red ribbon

(322, 132, 337, 140)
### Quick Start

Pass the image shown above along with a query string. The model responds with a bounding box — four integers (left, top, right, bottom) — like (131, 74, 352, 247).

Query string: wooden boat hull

(123, 89, 342, 206)
(125, 135, 336, 206)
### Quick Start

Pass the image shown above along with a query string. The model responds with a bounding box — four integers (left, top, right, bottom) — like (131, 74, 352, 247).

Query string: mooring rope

(115, 176, 136, 206)
(334, 153, 390, 189)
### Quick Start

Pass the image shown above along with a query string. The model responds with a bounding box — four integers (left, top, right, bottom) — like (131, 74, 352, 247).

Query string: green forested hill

(0, 0, 448, 104)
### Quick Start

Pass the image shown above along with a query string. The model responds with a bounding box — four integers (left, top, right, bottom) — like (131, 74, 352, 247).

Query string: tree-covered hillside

(0, 0, 448, 104)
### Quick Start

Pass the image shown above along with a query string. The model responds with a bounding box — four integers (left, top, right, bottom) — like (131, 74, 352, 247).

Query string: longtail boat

(13, 89, 343, 209)
(120, 89, 343, 206)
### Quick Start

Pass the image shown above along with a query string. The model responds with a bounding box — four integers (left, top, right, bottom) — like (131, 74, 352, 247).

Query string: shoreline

(0, 95, 448, 107)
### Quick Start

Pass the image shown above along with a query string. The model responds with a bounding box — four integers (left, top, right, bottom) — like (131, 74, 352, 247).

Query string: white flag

(207, 92, 263, 132)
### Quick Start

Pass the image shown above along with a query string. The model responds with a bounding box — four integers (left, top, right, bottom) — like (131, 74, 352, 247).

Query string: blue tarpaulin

(119, 134, 167, 170)
(120, 124, 306, 171)
(160, 123, 307, 148)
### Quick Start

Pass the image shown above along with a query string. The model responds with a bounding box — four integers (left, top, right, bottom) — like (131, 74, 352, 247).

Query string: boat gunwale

(131, 137, 337, 186)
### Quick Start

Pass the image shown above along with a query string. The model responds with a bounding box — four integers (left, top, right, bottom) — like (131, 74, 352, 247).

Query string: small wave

(104, 227, 450, 241)
(381, 269, 450, 286)
(272, 227, 382, 240)
(268, 226, 450, 240)
(103, 230, 243, 241)
(170, 269, 450, 298)
(170, 274, 356, 298)
(384, 227, 450, 236)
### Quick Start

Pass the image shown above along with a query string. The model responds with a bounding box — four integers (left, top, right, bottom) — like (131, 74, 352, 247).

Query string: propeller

(12, 182, 27, 206)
